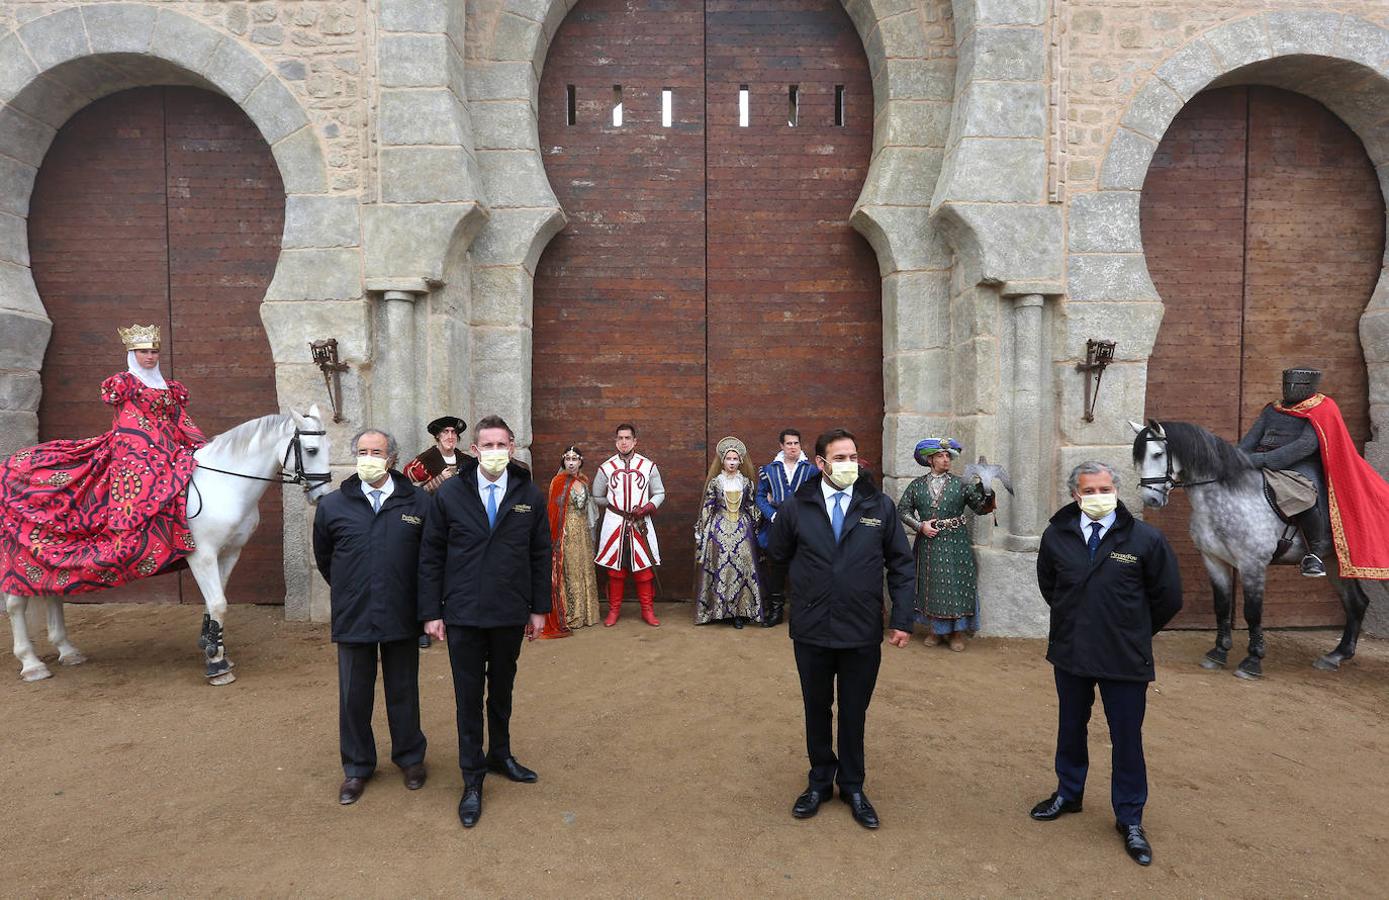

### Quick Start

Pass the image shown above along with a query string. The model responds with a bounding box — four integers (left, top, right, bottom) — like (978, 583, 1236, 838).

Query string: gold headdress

(117, 324, 161, 351)
(708, 435, 754, 482)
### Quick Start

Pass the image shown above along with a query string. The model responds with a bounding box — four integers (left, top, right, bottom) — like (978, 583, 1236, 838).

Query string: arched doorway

(1141, 85, 1383, 627)
(532, 0, 882, 595)
(28, 86, 286, 605)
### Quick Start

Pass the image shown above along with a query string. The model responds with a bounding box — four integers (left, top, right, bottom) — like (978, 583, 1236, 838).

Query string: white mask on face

(479, 449, 510, 476)
(1078, 492, 1118, 521)
(827, 460, 859, 489)
(356, 456, 389, 485)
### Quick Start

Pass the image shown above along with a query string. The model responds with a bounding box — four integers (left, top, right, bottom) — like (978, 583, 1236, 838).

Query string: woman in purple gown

(693, 436, 764, 628)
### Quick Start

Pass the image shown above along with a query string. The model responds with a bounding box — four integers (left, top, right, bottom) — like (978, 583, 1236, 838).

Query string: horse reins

(187, 428, 332, 518)
(1136, 427, 1220, 493)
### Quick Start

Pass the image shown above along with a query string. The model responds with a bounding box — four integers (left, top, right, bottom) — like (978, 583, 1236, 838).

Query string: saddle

(1261, 468, 1316, 563)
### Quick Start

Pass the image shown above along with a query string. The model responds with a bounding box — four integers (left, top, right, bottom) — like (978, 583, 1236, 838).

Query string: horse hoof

(20, 664, 52, 682)
(1200, 655, 1226, 669)
(1234, 667, 1262, 681)
(208, 672, 236, 686)
(1312, 656, 1341, 672)
(58, 651, 86, 667)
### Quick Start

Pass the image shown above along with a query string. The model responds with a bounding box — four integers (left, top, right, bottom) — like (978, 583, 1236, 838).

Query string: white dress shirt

(360, 471, 395, 511)
(1078, 508, 1117, 543)
(821, 476, 851, 519)
(477, 466, 509, 505)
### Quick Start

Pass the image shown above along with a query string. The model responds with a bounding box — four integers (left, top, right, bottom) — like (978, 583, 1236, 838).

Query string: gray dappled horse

(1130, 420, 1379, 678)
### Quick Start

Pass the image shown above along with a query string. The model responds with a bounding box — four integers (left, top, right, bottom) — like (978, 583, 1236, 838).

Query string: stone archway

(0, 5, 345, 459)
(464, 0, 956, 486)
(1069, 12, 1389, 477)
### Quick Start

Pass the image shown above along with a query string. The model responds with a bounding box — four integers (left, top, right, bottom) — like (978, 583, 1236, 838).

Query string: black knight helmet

(1281, 367, 1322, 406)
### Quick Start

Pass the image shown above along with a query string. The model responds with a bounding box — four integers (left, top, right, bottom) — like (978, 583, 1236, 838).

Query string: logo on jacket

(512, 503, 533, 513)
(401, 514, 423, 525)
(1109, 551, 1138, 564)
(859, 517, 883, 527)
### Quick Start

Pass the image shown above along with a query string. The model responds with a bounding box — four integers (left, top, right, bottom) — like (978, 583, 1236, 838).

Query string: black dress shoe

(487, 755, 539, 783)
(792, 786, 832, 819)
(1029, 792, 1083, 821)
(338, 776, 366, 805)
(402, 762, 427, 790)
(458, 787, 482, 828)
(841, 791, 880, 829)
(1117, 823, 1152, 866)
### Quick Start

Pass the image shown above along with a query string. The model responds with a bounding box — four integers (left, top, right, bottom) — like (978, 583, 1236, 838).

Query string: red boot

(635, 569, 660, 627)
(604, 570, 624, 627)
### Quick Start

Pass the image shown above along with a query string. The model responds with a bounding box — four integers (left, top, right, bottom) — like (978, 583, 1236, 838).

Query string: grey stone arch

(464, 0, 957, 466)
(0, 5, 350, 617)
(0, 4, 349, 457)
(1071, 11, 1389, 484)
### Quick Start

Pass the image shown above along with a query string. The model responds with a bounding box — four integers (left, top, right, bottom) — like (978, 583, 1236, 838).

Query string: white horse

(5, 406, 333, 685)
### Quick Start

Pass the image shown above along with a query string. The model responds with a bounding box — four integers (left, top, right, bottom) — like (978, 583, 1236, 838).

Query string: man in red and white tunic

(592, 423, 665, 627)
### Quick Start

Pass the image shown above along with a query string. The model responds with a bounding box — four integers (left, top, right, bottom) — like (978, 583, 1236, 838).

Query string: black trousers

(446, 624, 526, 787)
(337, 639, 426, 779)
(793, 640, 882, 793)
(1052, 666, 1149, 825)
(763, 554, 788, 603)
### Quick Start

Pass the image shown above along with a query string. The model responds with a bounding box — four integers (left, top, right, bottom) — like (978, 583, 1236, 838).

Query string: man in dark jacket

(312, 428, 432, 806)
(419, 415, 551, 829)
(1030, 460, 1182, 867)
(766, 428, 915, 830)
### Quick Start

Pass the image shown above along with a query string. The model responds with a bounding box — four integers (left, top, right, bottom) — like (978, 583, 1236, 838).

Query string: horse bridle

(195, 428, 333, 489)
(1136, 427, 1218, 493)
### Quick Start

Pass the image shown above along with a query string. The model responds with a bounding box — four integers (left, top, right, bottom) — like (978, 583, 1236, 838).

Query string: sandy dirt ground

(2, 602, 1387, 898)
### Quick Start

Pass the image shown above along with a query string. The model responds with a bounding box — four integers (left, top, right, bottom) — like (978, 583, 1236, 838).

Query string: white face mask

(356, 456, 389, 485)
(826, 460, 859, 489)
(1078, 492, 1118, 521)
(479, 449, 510, 476)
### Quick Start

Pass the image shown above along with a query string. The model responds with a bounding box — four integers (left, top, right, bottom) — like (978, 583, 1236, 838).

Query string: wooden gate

(1140, 86, 1382, 627)
(28, 86, 286, 605)
(533, 0, 881, 596)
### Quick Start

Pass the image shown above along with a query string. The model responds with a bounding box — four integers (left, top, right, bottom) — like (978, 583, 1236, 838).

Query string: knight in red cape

(592, 422, 665, 627)
(1239, 367, 1389, 579)
(0, 324, 206, 596)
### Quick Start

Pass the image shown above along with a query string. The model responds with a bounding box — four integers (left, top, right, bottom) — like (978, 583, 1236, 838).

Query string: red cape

(1277, 394, 1389, 578)
(540, 472, 580, 639)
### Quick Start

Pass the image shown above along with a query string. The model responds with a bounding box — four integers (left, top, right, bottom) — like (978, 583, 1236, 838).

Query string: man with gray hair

(1029, 459, 1182, 867)
(312, 427, 434, 806)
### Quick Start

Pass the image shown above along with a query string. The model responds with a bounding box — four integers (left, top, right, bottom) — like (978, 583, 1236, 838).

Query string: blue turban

(914, 438, 962, 467)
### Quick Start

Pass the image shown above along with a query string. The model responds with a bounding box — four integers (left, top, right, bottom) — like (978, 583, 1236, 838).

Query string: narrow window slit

(612, 84, 623, 128)
(662, 88, 673, 128)
(834, 85, 846, 127)
(788, 85, 799, 127)
(739, 85, 750, 128)
(566, 84, 577, 126)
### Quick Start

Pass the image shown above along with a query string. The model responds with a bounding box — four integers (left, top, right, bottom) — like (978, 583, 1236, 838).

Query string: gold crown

(117, 324, 160, 351)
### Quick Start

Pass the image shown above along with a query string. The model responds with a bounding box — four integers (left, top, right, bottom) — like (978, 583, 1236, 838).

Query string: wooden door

(29, 86, 286, 604)
(1140, 86, 1381, 627)
(533, 0, 881, 597)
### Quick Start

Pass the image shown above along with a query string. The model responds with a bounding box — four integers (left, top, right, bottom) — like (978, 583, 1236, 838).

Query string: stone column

(369, 283, 426, 452)
(1007, 292, 1046, 551)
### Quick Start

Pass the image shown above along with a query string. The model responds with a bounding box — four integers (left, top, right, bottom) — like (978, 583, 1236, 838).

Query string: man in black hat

(404, 416, 466, 647)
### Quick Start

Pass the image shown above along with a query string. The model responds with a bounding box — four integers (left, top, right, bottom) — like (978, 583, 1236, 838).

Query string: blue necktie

(486, 483, 499, 528)
(831, 491, 846, 542)
(1087, 521, 1103, 561)
(370, 489, 383, 514)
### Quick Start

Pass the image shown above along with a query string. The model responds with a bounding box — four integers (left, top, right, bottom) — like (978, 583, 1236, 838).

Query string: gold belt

(935, 515, 967, 530)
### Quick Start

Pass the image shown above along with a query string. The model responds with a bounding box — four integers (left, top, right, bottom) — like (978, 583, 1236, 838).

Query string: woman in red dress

(0, 324, 206, 596)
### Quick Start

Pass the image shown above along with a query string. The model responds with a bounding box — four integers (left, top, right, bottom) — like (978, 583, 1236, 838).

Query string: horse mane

(1134, 420, 1254, 483)
(203, 414, 294, 458)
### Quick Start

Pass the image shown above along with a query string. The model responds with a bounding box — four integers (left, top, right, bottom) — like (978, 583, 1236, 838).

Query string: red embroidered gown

(0, 372, 206, 596)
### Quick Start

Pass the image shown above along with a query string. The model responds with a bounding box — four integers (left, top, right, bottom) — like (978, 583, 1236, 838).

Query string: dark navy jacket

(766, 470, 916, 648)
(755, 455, 818, 549)
(417, 459, 552, 629)
(1037, 501, 1183, 682)
(312, 471, 432, 644)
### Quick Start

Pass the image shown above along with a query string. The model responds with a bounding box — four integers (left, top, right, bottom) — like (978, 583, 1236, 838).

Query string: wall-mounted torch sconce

(309, 338, 349, 424)
(1076, 338, 1116, 423)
